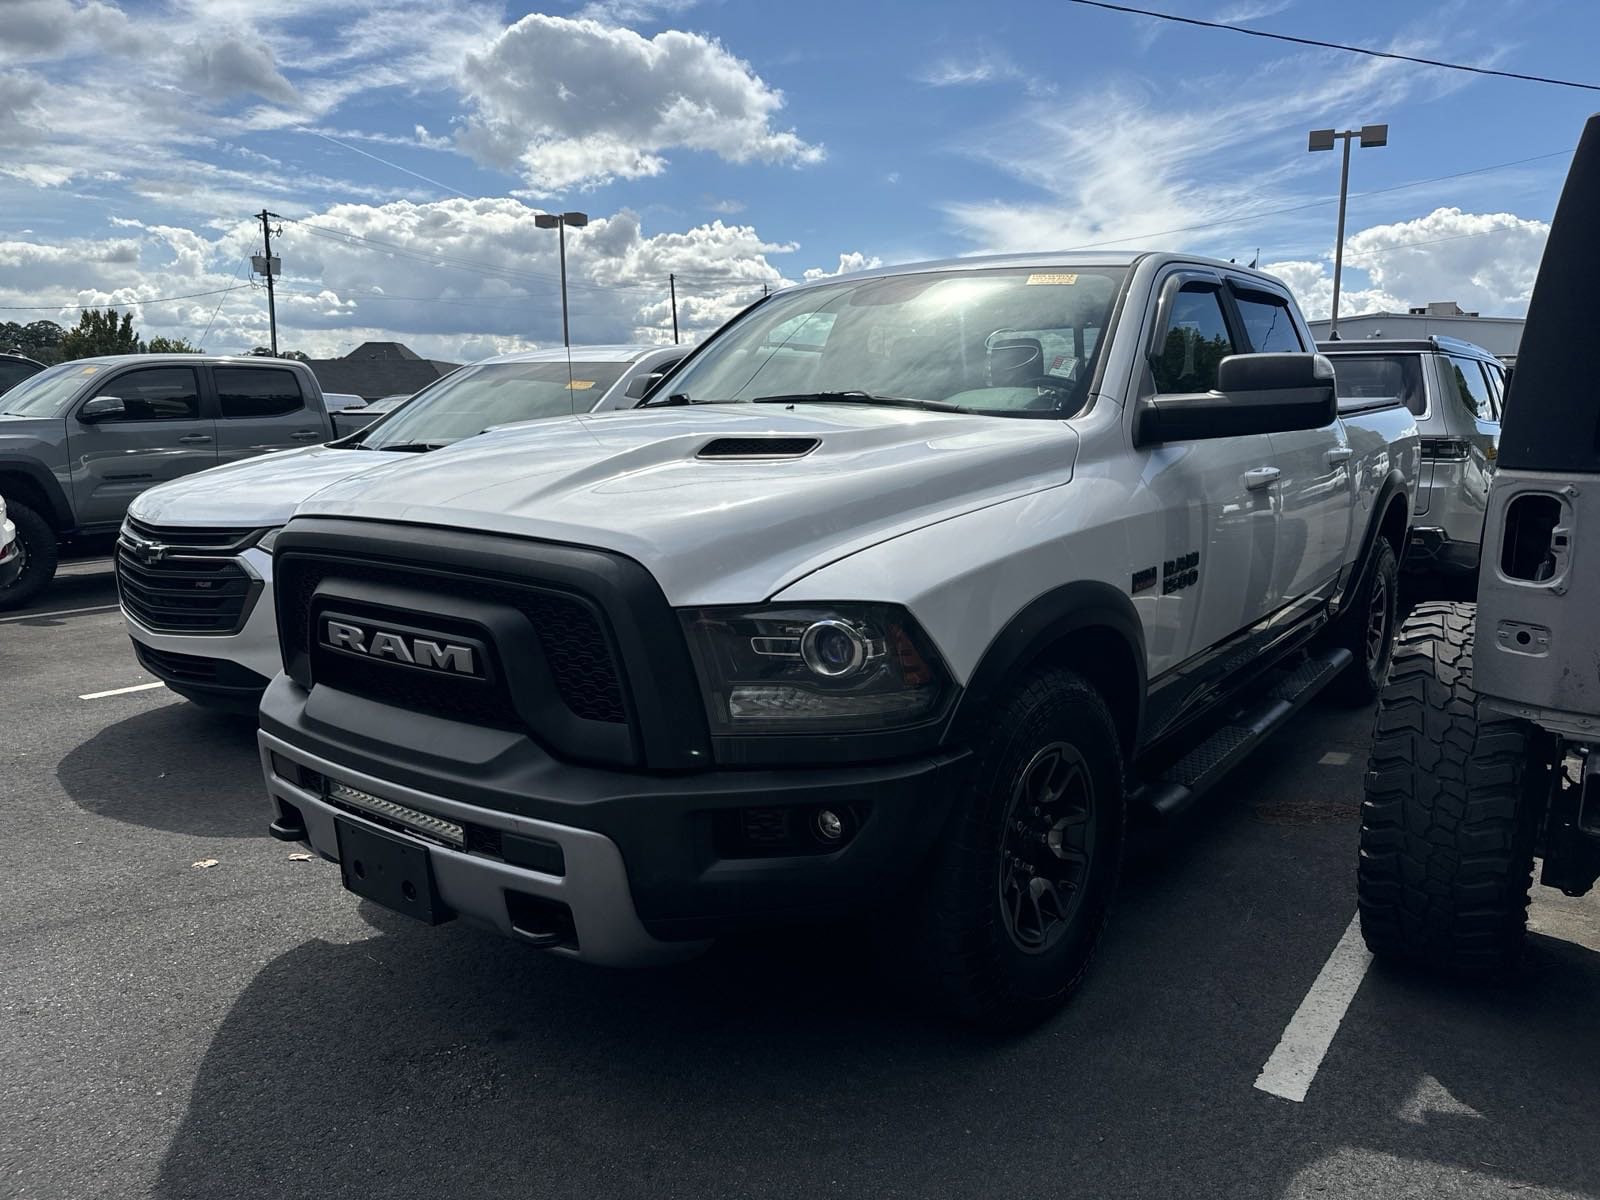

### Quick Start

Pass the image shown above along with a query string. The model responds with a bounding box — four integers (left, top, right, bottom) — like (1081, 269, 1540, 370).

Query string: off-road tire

(0, 500, 58, 612)
(1357, 601, 1554, 974)
(911, 668, 1126, 1030)
(1326, 536, 1399, 706)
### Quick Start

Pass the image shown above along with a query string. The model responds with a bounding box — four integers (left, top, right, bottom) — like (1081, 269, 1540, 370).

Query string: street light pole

(1309, 124, 1388, 340)
(535, 211, 589, 348)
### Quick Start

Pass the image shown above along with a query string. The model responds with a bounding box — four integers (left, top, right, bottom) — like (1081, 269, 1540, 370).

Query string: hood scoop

(697, 436, 820, 460)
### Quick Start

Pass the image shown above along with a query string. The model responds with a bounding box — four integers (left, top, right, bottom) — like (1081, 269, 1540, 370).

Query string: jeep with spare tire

(258, 250, 1419, 1027)
(1358, 115, 1600, 971)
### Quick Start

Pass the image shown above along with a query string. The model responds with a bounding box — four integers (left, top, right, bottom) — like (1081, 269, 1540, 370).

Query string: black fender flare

(943, 579, 1148, 752)
(1338, 467, 1410, 614)
(0, 457, 73, 530)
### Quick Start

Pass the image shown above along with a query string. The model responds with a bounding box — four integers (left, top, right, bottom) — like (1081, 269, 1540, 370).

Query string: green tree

(0, 319, 66, 364)
(58, 308, 144, 360)
(249, 346, 309, 361)
(146, 335, 201, 353)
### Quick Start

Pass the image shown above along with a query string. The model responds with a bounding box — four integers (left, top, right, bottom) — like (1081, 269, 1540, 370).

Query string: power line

(1065, 0, 1600, 91)
(0, 284, 255, 312)
(195, 258, 250, 348)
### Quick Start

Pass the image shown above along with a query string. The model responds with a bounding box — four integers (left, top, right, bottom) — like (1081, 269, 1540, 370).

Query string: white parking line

(1254, 913, 1373, 1103)
(0, 603, 120, 624)
(79, 682, 165, 700)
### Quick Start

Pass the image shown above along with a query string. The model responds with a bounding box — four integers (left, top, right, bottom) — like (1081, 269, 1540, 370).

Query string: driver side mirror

(625, 371, 667, 402)
(78, 395, 126, 423)
(1134, 353, 1336, 445)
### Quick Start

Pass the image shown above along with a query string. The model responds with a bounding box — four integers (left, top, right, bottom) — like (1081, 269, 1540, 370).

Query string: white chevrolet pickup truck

(259, 251, 1419, 1027)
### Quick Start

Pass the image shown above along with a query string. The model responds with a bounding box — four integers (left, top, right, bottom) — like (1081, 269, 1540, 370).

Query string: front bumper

(259, 674, 969, 963)
(121, 545, 281, 707)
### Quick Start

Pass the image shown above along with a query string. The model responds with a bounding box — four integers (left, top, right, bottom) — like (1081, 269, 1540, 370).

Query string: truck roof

(474, 344, 666, 367)
(56, 353, 318, 368)
(1317, 335, 1501, 360)
(782, 250, 1294, 294)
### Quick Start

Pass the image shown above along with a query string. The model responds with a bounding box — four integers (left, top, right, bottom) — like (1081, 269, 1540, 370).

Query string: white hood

(128, 444, 379, 527)
(296, 405, 1079, 605)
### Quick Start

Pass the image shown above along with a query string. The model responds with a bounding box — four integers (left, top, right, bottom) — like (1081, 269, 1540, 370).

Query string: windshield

(0, 361, 104, 417)
(1327, 353, 1426, 416)
(358, 360, 630, 449)
(659, 267, 1126, 417)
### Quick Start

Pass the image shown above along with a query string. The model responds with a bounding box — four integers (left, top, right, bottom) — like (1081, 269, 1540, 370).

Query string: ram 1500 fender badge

(321, 618, 479, 677)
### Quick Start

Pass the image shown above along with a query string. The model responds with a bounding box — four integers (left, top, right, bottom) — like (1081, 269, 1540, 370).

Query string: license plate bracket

(334, 816, 452, 925)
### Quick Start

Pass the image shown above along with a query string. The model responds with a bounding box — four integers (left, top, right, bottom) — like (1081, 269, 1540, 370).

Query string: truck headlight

(254, 527, 284, 553)
(680, 604, 949, 734)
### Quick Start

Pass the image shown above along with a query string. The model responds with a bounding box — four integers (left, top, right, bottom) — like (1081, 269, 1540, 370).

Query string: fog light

(815, 809, 844, 841)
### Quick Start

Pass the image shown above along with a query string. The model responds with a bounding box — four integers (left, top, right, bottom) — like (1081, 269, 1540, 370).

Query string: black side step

(1132, 646, 1353, 822)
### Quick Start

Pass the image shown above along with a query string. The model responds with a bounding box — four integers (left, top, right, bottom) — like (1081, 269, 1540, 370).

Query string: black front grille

(282, 556, 627, 727)
(124, 517, 259, 551)
(117, 544, 258, 634)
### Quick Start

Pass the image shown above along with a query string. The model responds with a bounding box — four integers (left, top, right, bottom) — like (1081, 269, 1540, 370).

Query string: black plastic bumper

(131, 640, 271, 715)
(259, 674, 970, 942)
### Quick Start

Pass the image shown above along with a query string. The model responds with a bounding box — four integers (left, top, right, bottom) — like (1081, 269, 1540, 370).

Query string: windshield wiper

(750, 390, 962, 413)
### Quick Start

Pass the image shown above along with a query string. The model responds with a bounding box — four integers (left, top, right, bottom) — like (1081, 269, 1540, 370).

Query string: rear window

(0, 359, 42, 394)
(1328, 353, 1426, 415)
(216, 366, 305, 419)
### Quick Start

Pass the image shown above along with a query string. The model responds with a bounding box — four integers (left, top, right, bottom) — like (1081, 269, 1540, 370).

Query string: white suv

(120, 345, 682, 710)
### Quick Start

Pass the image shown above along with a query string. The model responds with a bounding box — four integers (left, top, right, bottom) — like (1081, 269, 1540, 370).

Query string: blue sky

(1, 0, 1593, 358)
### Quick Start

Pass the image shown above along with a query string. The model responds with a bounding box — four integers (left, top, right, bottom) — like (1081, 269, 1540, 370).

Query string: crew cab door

(65, 364, 215, 528)
(211, 364, 326, 464)
(1229, 280, 1350, 602)
(1137, 272, 1283, 666)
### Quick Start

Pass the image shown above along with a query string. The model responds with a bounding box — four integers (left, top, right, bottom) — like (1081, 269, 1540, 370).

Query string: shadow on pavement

(57, 703, 263, 838)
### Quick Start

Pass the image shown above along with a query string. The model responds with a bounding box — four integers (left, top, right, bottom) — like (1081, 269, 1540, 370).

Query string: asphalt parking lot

(3, 560, 1597, 1200)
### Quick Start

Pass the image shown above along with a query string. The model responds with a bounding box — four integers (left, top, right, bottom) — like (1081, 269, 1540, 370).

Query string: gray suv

(1321, 335, 1508, 573)
(0, 354, 336, 610)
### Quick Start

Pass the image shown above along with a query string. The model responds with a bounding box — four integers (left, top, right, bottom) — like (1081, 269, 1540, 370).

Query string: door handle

(1326, 447, 1353, 464)
(177, 434, 213, 444)
(291, 430, 321, 441)
(1244, 467, 1281, 491)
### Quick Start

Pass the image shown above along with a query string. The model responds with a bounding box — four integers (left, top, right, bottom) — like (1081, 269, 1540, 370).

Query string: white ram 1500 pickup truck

(259, 251, 1419, 1027)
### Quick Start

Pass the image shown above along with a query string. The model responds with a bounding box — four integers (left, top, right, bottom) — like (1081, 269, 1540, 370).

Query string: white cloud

(802, 252, 883, 282)
(0, 197, 812, 358)
(941, 17, 1490, 260)
(1264, 207, 1550, 320)
(1212, 0, 1296, 24)
(918, 51, 1021, 87)
(455, 15, 823, 191)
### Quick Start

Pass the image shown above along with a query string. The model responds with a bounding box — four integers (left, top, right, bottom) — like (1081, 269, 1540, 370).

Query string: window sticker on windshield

(566, 380, 595, 390)
(1026, 273, 1078, 285)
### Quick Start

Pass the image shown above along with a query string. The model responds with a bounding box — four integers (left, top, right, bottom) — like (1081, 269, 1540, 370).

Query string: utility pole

(252, 210, 282, 356)
(669, 273, 679, 344)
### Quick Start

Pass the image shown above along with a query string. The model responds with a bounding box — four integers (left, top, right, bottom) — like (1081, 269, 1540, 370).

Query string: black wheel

(1327, 536, 1399, 705)
(0, 500, 59, 612)
(1358, 601, 1556, 974)
(911, 668, 1126, 1029)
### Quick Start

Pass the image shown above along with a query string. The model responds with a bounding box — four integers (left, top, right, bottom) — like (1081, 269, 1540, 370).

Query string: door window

(1443, 355, 1494, 420)
(216, 366, 305, 418)
(87, 367, 201, 421)
(1481, 362, 1506, 421)
(1232, 290, 1303, 352)
(1151, 284, 1237, 394)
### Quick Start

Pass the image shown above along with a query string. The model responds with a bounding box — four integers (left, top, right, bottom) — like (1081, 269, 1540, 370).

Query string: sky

(1, 0, 1595, 360)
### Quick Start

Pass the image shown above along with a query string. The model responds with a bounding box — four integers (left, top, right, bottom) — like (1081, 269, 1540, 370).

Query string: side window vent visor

(697, 437, 820, 460)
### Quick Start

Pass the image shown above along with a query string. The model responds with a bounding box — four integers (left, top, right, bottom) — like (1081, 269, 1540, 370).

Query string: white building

(1308, 301, 1524, 364)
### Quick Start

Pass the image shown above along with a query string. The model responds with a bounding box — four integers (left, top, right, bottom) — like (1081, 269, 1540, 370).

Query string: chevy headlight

(680, 604, 949, 734)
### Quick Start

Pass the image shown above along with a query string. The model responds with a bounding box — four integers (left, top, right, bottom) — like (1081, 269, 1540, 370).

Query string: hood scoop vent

(697, 437, 820, 460)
